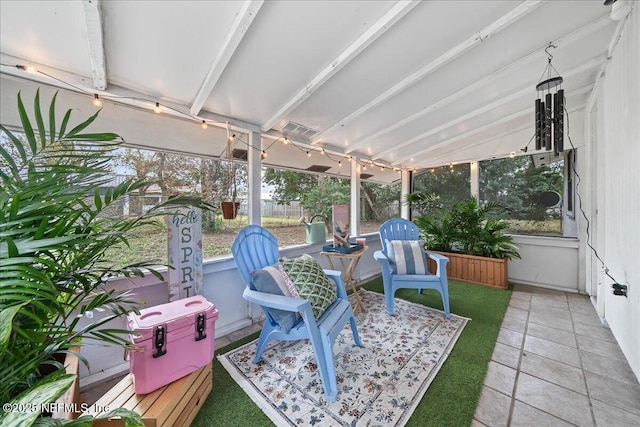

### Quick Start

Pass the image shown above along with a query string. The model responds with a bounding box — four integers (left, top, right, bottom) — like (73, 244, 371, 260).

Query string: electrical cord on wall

(564, 106, 625, 294)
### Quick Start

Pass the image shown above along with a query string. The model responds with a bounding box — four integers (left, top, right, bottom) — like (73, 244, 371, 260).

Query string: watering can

(305, 215, 327, 244)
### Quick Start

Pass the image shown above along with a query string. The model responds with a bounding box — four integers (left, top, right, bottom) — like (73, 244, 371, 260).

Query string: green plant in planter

(0, 90, 211, 426)
(408, 195, 521, 260)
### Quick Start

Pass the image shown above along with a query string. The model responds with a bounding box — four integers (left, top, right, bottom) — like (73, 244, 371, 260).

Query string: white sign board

(167, 207, 203, 301)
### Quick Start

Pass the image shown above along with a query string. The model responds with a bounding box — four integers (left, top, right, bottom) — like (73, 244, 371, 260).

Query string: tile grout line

(504, 287, 533, 426)
(569, 297, 599, 427)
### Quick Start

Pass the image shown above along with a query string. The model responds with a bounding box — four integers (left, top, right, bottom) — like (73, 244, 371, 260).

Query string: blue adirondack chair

(374, 218, 451, 317)
(231, 225, 361, 402)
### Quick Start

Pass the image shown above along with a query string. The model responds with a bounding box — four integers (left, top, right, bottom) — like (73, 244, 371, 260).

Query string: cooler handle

(152, 325, 167, 358)
(195, 313, 207, 342)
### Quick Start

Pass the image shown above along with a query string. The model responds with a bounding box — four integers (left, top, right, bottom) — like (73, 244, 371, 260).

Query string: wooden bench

(83, 362, 212, 427)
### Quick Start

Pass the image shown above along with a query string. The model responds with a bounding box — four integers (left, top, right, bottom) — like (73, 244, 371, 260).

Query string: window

(412, 164, 471, 209)
(105, 147, 251, 265)
(262, 168, 348, 245)
(262, 167, 401, 242)
(360, 181, 401, 233)
(479, 156, 564, 236)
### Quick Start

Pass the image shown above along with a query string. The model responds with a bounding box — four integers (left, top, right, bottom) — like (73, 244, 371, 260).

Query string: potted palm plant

(0, 90, 211, 426)
(407, 195, 521, 289)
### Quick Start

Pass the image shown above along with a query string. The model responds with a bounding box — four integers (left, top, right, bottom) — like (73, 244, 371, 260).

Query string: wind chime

(534, 44, 564, 155)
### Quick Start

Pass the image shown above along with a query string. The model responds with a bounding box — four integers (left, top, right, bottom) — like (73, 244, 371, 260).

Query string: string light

(6, 62, 414, 174)
(16, 64, 37, 73)
(92, 94, 102, 107)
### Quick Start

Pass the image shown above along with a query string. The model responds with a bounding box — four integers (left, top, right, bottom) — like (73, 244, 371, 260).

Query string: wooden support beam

(344, 13, 611, 154)
(82, 0, 107, 90)
(312, 0, 545, 144)
(190, 1, 264, 116)
(260, 0, 420, 133)
(397, 84, 593, 164)
(374, 55, 606, 161)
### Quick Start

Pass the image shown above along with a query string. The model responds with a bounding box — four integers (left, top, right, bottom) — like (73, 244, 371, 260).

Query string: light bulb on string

(17, 65, 37, 74)
(201, 120, 208, 129)
(283, 137, 289, 144)
(306, 151, 311, 158)
(154, 102, 161, 114)
(320, 147, 326, 155)
(261, 150, 267, 160)
(92, 94, 102, 107)
(338, 161, 342, 167)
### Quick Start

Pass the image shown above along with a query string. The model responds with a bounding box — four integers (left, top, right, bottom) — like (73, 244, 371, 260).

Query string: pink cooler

(127, 295, 219, 394)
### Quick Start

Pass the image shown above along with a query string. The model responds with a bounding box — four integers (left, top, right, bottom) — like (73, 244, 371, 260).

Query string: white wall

(508, 236, 580, 292)
(584, 6, 640, 380)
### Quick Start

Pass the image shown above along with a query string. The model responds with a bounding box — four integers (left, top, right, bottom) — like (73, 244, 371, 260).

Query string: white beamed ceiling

(0, 0, 625, 184)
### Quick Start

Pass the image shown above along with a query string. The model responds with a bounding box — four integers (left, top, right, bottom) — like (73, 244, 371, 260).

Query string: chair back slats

(378, 218, 421, 254)
(231, 225, 280, 287)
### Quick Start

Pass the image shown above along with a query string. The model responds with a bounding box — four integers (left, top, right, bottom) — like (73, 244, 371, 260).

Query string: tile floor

(473, 284, 640, 427)
(83, 284, 640, 426)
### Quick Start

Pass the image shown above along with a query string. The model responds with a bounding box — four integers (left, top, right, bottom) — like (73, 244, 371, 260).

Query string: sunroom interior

(1, 0, 638, 425)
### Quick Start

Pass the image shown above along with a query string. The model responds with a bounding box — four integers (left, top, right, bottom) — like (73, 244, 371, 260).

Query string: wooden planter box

(53, 346, 82, 419)
(427, 251, 508, 289)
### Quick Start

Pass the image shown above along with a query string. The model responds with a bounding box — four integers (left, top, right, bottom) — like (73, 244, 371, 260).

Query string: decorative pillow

(386, 240, 428, 275)
(250, 265, 301, 333)
(280, 254, 337, 320)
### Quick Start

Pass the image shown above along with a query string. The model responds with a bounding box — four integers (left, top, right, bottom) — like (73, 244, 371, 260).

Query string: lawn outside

(104, 216, 382, 269)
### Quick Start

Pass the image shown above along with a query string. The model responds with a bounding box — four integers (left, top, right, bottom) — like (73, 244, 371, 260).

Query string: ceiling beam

(344, 14, 612, 154)
(418, 105, 586, 168)
(311, 0, 545, 144)
(394, 85, 594, 165)
(372, 54, 607, 160)
(190, 0, 264, 116)
(0, 55, 261, 134)
(81, 0, 107, 90)
(260, 0, 420, 133)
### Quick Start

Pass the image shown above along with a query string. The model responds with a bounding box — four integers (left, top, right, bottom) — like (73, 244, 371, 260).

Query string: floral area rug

(219, 290, 468, 426)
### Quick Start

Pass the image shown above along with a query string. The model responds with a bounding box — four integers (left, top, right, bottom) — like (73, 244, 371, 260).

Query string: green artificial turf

(192, 278, 511, 427)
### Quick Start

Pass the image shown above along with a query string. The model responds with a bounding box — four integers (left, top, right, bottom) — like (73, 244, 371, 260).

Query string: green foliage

(263, 168, 400, 223)
(479, 156, 563, 221)
(411, 197, 521, 260)
(1, 90, 211, 425)
(413, 164, 471, 210)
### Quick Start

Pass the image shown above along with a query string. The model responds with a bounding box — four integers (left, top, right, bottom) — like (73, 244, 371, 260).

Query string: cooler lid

(128, 295, 218, 343)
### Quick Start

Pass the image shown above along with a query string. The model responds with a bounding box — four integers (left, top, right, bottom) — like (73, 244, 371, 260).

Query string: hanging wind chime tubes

(534, 44, 564, 156)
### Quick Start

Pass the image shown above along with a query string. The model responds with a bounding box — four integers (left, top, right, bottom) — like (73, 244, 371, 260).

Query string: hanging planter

(221, 201, 240, 219)
(221, 124, 240, 220)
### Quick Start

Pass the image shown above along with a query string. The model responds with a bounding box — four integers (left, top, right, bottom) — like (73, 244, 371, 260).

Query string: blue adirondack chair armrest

(373, 250, 390, 268)
(243, 288, 311, 313)
(323, 269, 349, 299)
(425, 251, 448, 276)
